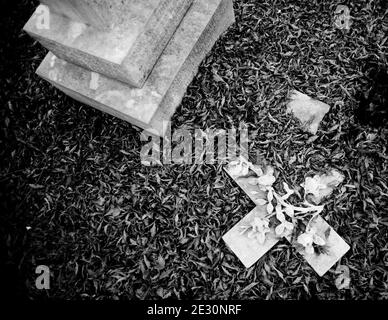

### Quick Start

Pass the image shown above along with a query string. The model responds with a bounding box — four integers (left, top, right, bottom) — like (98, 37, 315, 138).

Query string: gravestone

(24, 0, 194, 88)
(23, 0, 235, 134)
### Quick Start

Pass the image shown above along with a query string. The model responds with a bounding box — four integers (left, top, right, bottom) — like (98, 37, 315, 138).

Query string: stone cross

(222, 157, 350, 277)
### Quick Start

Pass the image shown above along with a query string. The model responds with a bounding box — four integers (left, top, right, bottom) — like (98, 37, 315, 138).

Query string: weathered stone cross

(222, 157, 350, 276)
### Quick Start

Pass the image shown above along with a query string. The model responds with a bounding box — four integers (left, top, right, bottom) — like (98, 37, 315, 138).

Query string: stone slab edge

(146, 0, 235, 136)
(124, 0, 195, 88)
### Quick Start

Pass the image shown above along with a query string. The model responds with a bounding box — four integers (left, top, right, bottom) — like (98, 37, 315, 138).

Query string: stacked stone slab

(23, 0, 235, 136)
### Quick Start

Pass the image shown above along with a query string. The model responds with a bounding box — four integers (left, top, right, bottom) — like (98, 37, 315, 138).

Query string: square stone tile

(291, 215, 350, 277)
(222, 206, 281, 268)
(224, 159, 267, 205)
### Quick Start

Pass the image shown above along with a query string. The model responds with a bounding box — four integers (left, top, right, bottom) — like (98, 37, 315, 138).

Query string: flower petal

(297, 233, 312, 247)
(285, 206, 294, 217)
(305, 244, 315, 255)
(250, 164, 264, 176)
(313, 234, 326, 246)
(276, 211, 285, 222)
(267, 203, 274, 214)
(275, 223, 285, 236)
(285, 221, 294, 230)
(303, 176, 322, 199)
(267, 189, 274, 202)
(258, 174, 276, 186)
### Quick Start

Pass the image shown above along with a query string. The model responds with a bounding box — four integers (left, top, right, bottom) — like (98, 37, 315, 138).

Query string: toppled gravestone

(23, 0, 235, 136)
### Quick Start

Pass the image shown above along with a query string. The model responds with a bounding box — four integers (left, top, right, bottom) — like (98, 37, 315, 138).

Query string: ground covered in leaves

(1, 0, 387, 299)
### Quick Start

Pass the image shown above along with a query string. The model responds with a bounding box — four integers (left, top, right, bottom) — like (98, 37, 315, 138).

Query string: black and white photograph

(1, 0, 387, 309)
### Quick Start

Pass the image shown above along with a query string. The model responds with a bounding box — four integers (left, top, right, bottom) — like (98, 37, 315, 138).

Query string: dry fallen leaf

(107, 207, 121, 217)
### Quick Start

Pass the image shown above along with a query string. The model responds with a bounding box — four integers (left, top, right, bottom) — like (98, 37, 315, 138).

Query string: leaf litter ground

(1, 0, 388, 299)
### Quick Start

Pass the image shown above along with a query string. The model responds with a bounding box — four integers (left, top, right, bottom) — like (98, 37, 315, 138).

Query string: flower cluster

(230, 158, 328, 255)
(297, 227, 326, 255)
(243, 217, 271, 244)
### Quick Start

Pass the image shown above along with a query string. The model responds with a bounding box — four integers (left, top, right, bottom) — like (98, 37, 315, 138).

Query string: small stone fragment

(287, 90, 331, 134)
(292, 215, 350, 277)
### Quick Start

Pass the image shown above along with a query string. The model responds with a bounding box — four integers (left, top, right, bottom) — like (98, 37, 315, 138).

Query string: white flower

(246, 217, 271, 244)
(297, 227, 326, 255)
(228, 159, 249, 177)
(258, 174, 276, 187)
(302, 170, 345, 204)
(284, 206, 295, 217)
(257, 167, 276, 190)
